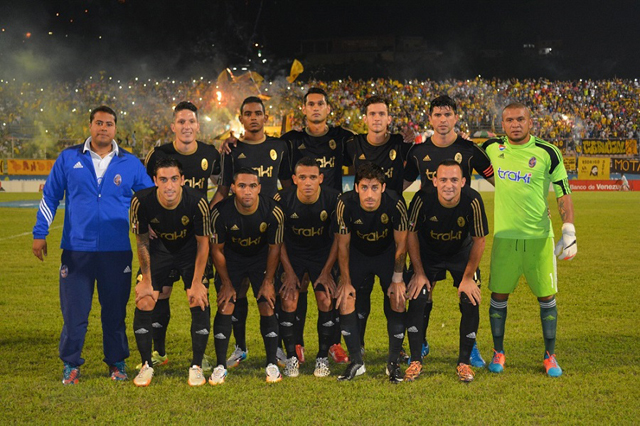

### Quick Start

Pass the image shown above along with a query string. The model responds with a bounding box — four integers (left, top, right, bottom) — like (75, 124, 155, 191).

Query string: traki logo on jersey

(497, 167, 532, 184)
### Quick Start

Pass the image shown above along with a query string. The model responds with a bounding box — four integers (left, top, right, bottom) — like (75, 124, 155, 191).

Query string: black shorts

(349, 244, 395, 293)
(150, 245, 206, 292)
(420, 246, 481, 288)
(275, 249, 337, 293)
(214, 249, 269, 299)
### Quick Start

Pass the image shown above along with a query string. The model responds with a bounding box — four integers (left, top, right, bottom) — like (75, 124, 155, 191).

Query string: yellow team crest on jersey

(320, 210, 328, 221)
(381, 213, 389, 224)
(181, 216, 190, 226)
(270, 149, 277, 161)
(260, 222, 268, 232)
(329, 139, 337, 150)
(389, 149, 397, 161)
(454, 153, 462, 163)
(201, 158, 208, 171)
(457, 216, 465, 227)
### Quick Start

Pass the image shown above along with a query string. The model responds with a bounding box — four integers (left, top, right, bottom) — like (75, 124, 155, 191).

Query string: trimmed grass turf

(0, 191, 639, 424)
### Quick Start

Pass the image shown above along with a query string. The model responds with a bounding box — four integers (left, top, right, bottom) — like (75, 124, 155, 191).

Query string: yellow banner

(577, 157, 610, 180)
(7, 159, 55, 175)
(582, 139, 637, 155)
(563, 156, 577, 172)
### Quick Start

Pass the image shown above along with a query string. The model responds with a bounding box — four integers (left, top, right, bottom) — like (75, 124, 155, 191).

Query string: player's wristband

(392, 272, 403, 283)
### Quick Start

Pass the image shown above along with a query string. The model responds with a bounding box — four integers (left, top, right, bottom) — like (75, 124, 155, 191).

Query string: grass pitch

(0, 191, 639, 425)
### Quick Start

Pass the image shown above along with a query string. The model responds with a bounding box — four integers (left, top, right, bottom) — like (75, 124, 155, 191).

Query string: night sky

(0, 0, 638, 81)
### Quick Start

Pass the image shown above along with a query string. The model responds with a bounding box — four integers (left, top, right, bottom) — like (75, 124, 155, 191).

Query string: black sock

(340, 311, 362, 364)
(279, 310, 296, 358)
(232, 297, 248, 351)
(295, 291, 308, 347)
(134, 308, 153, 366)
(190, 306, 210, 367)
(213, 312, 232, 367)
(152, 298, 170, 356)
(458, 300, 479, 365)
(407, 294, 428, 361)
(540, 297, 557, 355)
(422, 300, 433, 343)
(489, 297, 507, 353)
(331, 307, 342, 345)
(260, 314, 279, 366)
(386, 307, 405, 364)
(356, 288, 372, 347)
(317, 310, 335, 358)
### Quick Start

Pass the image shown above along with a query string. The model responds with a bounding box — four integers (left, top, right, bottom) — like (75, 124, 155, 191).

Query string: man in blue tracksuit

(32, 106, 153, 384)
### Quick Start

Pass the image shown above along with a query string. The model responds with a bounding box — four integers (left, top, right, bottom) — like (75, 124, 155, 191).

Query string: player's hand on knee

(458, 278, 481, 306)
(387, 281, 407, 308)
(135, 277, 157, 303)
(280, 271, 300, 301)
(554, 223, 577, 260)
(335, 281, 355, 310)
(187, 282, 209, 310)
(315, 270, 336, 299)
(257, 279, 276, 309)
(217, 283, 236, 310)
(407, 273, 430, 299)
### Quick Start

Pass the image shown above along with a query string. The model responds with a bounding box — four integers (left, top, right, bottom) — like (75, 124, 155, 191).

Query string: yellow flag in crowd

(287, 59, 304, 83)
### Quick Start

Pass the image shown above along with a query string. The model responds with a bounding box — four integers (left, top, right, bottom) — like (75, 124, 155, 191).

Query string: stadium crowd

(1, 75, 638, 158)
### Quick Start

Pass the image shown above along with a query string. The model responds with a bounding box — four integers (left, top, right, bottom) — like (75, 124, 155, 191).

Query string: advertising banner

(577, 157, 610, 180)
(611, 158, 640, 175)
(581, 139, 638, 156)
(6, 159, 55, 175)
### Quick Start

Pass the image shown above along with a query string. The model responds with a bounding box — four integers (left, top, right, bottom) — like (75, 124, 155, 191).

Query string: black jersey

(407, 187, 488, 257)
(219, 137, 292, 198)
(336, 190, 408, 256)
(144, 141, 221, 199)
(130, 186, 211, 254)
(344, 133, 412, 194)
(210, 194, 285, 257)
(282, 126, 355, 192)
(274, 185, 340, 255)
(404, 136, 493, 190)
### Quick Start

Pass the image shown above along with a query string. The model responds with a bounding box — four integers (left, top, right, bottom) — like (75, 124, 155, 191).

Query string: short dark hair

(429, 95, 457, 114)
(153, 157, 184, 177)
(232, 167, 260, 184)
(90, 106, 117, 124)
(435, 159, 463, 176)
(503, 102, 530, 116)
(240, 96, 265, 114)
(294, 156, 321, 174)
(355, 162, 385, 185)
(173, 101, 198, 118)
(362, 96, 389, 115)
(303, 87, 329, 105)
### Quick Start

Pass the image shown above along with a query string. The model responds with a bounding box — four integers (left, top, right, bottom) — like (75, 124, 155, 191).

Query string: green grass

(1, 191, 639, 425)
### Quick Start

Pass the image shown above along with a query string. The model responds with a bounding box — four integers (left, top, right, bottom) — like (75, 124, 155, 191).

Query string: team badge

(457, 217, 465, 227)
(329, 139, 337, 150)
(498, 145, 505, 151)
(455, 153, 462, 163)
(320, 210, 328, 221)
(529, 156, 537, 168)
(113, 174, 122, 186)
(201, 158, 208, 171)
(298, 143, 306, 150)
(260, 222, 268, 232)
(270, 149, 277, 161)
(381, 213, 389, 224)
(423, 155, 431, 161)
(60, 265, 69, 279)
(359, 154, 366, 160)
(389, 149, 397, 161)
(181, 216, 189, 225)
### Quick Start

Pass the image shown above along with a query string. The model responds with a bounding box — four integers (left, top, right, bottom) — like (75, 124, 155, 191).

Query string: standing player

(343, 96, 413, 357)
(482, 102, 576, 377)
(32, 106, 153, 384)
(335, 162, 409, 383)
(129, 158, 211, 386)
(403, 95, 494, 367)
(405, 160, 488, 382)
(140, 101, 220, 371)
(208, 169, 285, 384)
(273, 157, 341, 377)
(211, 96, 292, 369)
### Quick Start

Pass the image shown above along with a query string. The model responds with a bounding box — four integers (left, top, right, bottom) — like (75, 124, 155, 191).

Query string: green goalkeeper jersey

(482, 135, 571, 239)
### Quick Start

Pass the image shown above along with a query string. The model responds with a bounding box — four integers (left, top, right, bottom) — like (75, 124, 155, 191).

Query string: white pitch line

(0, 225, 62, 242)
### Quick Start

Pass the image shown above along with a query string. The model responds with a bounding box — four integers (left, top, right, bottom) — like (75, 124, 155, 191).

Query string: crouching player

(406, 160, 488, 382)
(130, 157, 211, 386)
(209, 168, 286, 384)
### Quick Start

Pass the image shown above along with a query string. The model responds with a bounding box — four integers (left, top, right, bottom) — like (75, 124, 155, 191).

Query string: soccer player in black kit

(403, 95, 493, 368)
(129, 157, 211, 387)
(274, 157, 341, 377)
(209, 168, 286, 384)
(335, 162, 409, 383)
(139, 101, 220, 372)
(211, 96, 292, 369)
(405, 160, 488, 383)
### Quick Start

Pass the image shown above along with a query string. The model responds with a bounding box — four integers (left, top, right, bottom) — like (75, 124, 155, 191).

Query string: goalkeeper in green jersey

(481, 103, 577, 377)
